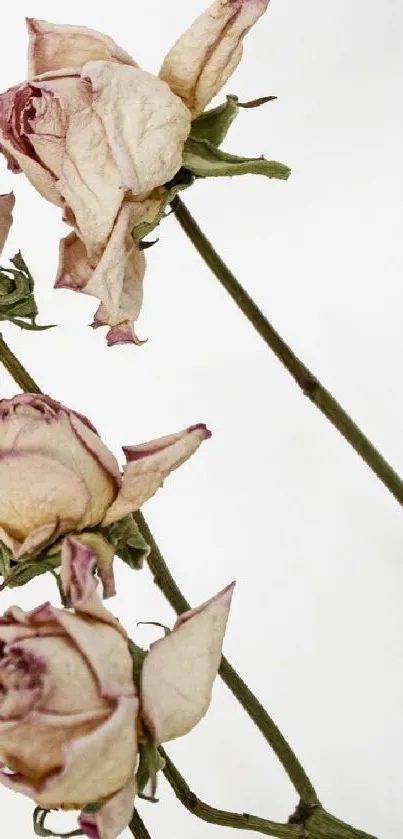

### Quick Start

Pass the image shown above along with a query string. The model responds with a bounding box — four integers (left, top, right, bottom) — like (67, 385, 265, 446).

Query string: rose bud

(0, 393, 210, 574)
(0, 538, 234, 839)
(0, 3, 270, 344)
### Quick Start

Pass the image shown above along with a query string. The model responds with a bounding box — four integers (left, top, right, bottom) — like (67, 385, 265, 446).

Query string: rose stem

(0, 332, 317, 803)
(0, 337, 380, 837)
(129, 809, 153, 839)
(160, 747, 298, 838)
(171, 196, 403, 507)
(134, 511, 318, 807)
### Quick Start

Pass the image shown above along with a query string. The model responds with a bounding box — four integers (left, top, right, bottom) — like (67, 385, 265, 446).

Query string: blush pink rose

(0, 1, 270, 344)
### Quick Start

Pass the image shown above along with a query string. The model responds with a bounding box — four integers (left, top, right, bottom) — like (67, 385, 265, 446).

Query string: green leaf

(33, 808, 83, 838)
(0, 250, 54, 331)
(183, 136, 291, 181)
(102, 514, 150, 571)
(132, 169, 194, 245)
(190, 95, 240, 147)
(127, 638, 147, 690)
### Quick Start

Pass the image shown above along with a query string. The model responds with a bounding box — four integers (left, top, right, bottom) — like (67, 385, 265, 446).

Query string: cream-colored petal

(141, 583, 235, 743)
(160, 0, 270, 116)
(59, 103, 123, 253)
(60, 538, 123, 637)
(79, 774, 136, 839)
(103, 424, 211, 526)
(83, 61, 191, 194)
(34, 697, 138, 808)
(0, 192, 14, 254)
(0, 130, 61, 206)
(0, 708, 110, 784)
(28, 76, 90, 179)
(0, 452, 89, 542)
(27, 18, 138, 78)
(12, 635, 108, 716)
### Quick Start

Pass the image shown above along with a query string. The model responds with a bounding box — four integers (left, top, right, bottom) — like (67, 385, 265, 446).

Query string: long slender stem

(0, 334, 41, 392)
(134, 510, 319, 807)
(160, 748, 299, 839)
(129, 809, 153, 839)
(171, 197, 403, 507)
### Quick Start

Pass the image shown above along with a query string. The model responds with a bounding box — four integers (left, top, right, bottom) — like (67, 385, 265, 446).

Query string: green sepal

(3, 552, 62, 589)
(182, 136, 291, 181)
(132, 169, 194, 245)
(190, 95, 239, 147)
(102, 514, 150, 571)
(0, 251, 55, 331)
(136, 739, 165, 799)
(33, 808, 83, 838)
(127, 637, 147, 691)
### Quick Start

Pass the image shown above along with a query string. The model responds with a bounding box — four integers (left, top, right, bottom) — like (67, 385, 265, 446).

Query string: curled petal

(83, 61, 191, 194)
(141, 583, 235, 742)
(0, 192, 14, 254)
(56, 200, 153, 345)
(160, 0, 270, 116)
(79, 774, 136, 839)
(73, 532, 116, 599)
(102, 424, 211, 526)
(27, 18, 138, 77)
(60, 538, 121, 631)
(0, 85, 61, 206)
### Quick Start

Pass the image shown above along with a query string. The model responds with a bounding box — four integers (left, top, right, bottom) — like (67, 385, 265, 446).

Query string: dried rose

(0, 393, 210, 563)
(0, 2, 270, 344)
(0, 192, 14, 255)
(0, 537, 234, 839)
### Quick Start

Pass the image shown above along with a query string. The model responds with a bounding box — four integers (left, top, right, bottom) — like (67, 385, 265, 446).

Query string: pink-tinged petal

(79, 774, 136, 839)
(34, 697, 138, 808)
(0, 85, 61, 206)
(0, 192, 14, 254)
(27, 18, 138, 78)
(59, 103, 123, 254)
(141, 583, 235, 743)
(56, 200, 154, 346)
(83, 61, 191, 194)
(59, 539, 134, 698)
(102, 425, 211, 526)
(73, 533, 116, 600)
(0, 452, 89, 543)
(160, 0, 270, 116)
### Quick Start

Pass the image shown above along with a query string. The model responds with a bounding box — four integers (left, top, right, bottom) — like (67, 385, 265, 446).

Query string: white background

(0, 1, 402, 837)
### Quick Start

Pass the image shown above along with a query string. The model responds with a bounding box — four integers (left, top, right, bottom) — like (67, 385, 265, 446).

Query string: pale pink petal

(79, 774, 136, 839)
(102, 425, 211, 526)
(56, 201, 155, 345)
(16, 522, 59, 559)
(59, 102, 123, 253)
(83, 61, 191, 194)
(0, 192, 14, 254)
(73, 533, 116, 599)
(160, 0, 270, 116)
(0, 84, 61, 205)
(27, 19, 138, 78)
(60, 538, 123, 639)
(141, 583, 235, 742)
(0, 452, 89, 545)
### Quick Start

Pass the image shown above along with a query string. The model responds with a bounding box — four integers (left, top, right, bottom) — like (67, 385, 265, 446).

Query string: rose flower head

(0, 537, 234, 839)
(0, 0, 270, 345)
(0, 393, 210, 590)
